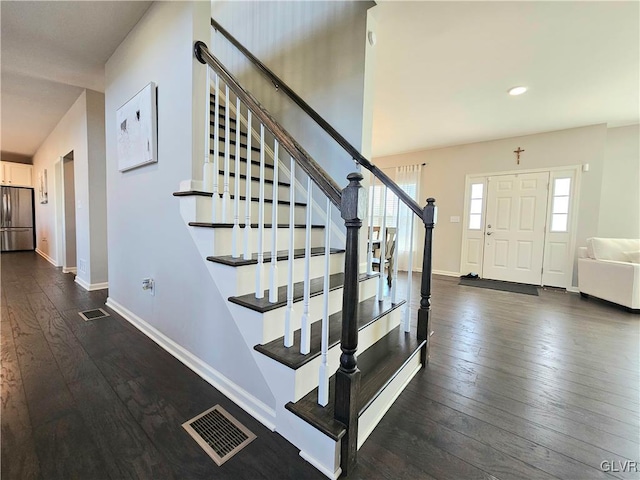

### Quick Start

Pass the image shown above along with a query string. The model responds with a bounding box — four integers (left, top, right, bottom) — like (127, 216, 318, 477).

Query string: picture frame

(39, 169, 48, 204)
(117, 82, 158, 172)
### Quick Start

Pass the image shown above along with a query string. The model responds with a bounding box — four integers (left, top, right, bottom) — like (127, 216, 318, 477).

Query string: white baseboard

(74, 277, 109, 291)
(433, 269, 460, 278)
(63, 267, 77, 274)
(566, 286, 580, 293)
(299, 451, 341, 480)
(35, 248, 58, 267)
(105, 297, 277, 431)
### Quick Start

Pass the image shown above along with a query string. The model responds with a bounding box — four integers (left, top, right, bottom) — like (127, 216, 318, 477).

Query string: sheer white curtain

(395, 164, 422, 271)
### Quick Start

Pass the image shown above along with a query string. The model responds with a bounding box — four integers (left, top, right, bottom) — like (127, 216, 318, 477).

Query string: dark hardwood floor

(2, 252, 639, 479)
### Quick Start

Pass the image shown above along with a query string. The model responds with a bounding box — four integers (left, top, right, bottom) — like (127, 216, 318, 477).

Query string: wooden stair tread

(255, 297, 405, 370)
(173, 191, 305, 207)
(207, 247, 344, 267)
(285, 326, 424, 440)
(189, 222, 324, 229)
(229, 272, 378, 313)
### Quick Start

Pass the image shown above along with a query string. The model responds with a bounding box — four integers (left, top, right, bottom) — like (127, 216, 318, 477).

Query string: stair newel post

(335, 172, 365, 476)
(269, 140, 280, 303)
(232, 95, 241, 258)
(417, 198, 437, 366)
(202, 65, 214, 193)
(243, 110, 253, 260)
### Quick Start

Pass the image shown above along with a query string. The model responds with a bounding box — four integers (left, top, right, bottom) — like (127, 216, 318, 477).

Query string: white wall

(599, 125, 640, 238)
(210, 1, 374, 189)
(374, 124, 608, 283)
(32, 89, 108, 287)
(104, 1, 274, 410)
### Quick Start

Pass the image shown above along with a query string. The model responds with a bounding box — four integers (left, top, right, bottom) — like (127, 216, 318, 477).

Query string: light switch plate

(450, 216, 460, 223)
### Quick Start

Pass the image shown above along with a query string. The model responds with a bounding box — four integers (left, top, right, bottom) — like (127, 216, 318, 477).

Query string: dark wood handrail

(210, 18, 424, 219)
(195, 41, 342, 207)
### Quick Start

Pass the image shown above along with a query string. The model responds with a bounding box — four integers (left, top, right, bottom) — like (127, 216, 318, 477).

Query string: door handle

(486, 231, 493, 236)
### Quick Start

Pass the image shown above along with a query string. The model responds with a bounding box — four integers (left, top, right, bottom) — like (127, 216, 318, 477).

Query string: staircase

(173, 37, 436, 479)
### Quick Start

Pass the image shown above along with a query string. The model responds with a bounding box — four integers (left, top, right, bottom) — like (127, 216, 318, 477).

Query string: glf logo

(600, 460, 639, 473)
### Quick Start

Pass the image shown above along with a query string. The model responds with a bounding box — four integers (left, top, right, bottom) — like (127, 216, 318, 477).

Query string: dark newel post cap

(342, 172, 366, 221)
(423, 197, 437, 226)
(194, 41, 208, 64)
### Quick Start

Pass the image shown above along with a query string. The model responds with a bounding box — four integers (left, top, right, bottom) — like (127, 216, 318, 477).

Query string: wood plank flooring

(2, 252, 639, 480)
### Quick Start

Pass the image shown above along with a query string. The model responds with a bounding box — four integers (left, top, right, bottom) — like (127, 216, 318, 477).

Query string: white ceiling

(1, 1, 152, 157)
(371, 1, 640, 157)
(1, 1, 638, 160)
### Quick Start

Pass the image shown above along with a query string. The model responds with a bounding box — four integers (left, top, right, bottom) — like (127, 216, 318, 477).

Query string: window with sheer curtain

(369, 164, 422, 271)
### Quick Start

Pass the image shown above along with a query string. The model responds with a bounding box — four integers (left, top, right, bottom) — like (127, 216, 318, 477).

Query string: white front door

(482, 172, 549, 284)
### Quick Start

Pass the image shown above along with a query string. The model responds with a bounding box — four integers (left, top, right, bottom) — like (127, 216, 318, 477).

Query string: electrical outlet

(142, 278, 155, 296)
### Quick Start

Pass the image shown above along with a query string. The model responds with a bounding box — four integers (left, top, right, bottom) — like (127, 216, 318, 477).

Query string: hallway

(2, 252, 639, 479)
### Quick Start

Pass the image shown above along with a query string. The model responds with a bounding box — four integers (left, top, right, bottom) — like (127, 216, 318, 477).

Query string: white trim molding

(74, 277, 109, 291)
(105, 297, 277, 431)
(433, 270, 460, 278)
(36, 248, 58, 267)
(63, 267, 78, 274)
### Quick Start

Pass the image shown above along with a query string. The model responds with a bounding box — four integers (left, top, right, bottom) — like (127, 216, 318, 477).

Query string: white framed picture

(39, 169, 48, 204)
(117, 82, 157, 172)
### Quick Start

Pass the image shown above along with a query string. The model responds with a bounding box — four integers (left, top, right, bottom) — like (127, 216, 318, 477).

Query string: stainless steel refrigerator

(1, 186, 35, 251)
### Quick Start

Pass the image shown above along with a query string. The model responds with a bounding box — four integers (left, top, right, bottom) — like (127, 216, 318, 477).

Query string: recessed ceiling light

(508, 86, 528, 96)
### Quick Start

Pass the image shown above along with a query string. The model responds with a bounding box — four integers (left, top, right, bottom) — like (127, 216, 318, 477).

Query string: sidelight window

(551, 177, 571, 232)
(468, 183, 484, 230)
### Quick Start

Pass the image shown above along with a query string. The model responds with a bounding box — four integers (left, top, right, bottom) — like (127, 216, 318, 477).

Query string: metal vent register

(182, 405, 256, 466)
(78, 308, 110, 321)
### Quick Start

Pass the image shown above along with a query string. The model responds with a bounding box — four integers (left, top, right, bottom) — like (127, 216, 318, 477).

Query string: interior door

(483, 172, 549, 284)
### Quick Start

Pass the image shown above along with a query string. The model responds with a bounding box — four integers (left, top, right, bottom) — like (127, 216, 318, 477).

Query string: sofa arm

(578, 258, 640, 309)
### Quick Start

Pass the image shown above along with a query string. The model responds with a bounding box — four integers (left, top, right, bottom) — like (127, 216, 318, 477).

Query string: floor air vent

(182, 405, 256, 466)
(78, 308, 110, 321)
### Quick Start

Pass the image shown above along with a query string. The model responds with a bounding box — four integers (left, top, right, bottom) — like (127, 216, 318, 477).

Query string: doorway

(62, 152, 77, 273)
(460, 167, 580, 287)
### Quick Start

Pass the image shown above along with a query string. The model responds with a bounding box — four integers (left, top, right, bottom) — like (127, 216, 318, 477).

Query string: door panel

(483, 172, 549, 284)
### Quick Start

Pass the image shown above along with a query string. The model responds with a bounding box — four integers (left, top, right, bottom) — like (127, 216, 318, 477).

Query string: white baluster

(243, 110, 253, 260)
(232, 96, 241, 258)
(391, 196, 400, 304)
(300, 176, 313, 355)
(212, 73, 220, 222)
(284, 157, 295, 348)
(318, 198, 331, 406)
(377, 186, 388, 300)
(367, 176, 376, 275)
(255, 124, 266, 299)
(269, 140, 280, 302)
(404, 211, 415, 332)
(203, 67, 213, 192)
(222, 85, 231, 222)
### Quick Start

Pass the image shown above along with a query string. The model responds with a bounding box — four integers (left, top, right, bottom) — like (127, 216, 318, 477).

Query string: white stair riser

(211, 227, 325, 257)
(253, 275, 378, 344)
(213, 176, 291, 201)
(210, 154, 275, 181)
(210, 253, 346, 297)
(357, 349, 421, 449)
(192, 195, 307, 225)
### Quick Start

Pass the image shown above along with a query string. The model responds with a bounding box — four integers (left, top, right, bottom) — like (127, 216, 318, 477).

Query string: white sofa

(577, 238, 640, 312)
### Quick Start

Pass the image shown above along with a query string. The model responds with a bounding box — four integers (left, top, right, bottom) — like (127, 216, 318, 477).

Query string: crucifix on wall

(513, 147, 525, 165)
